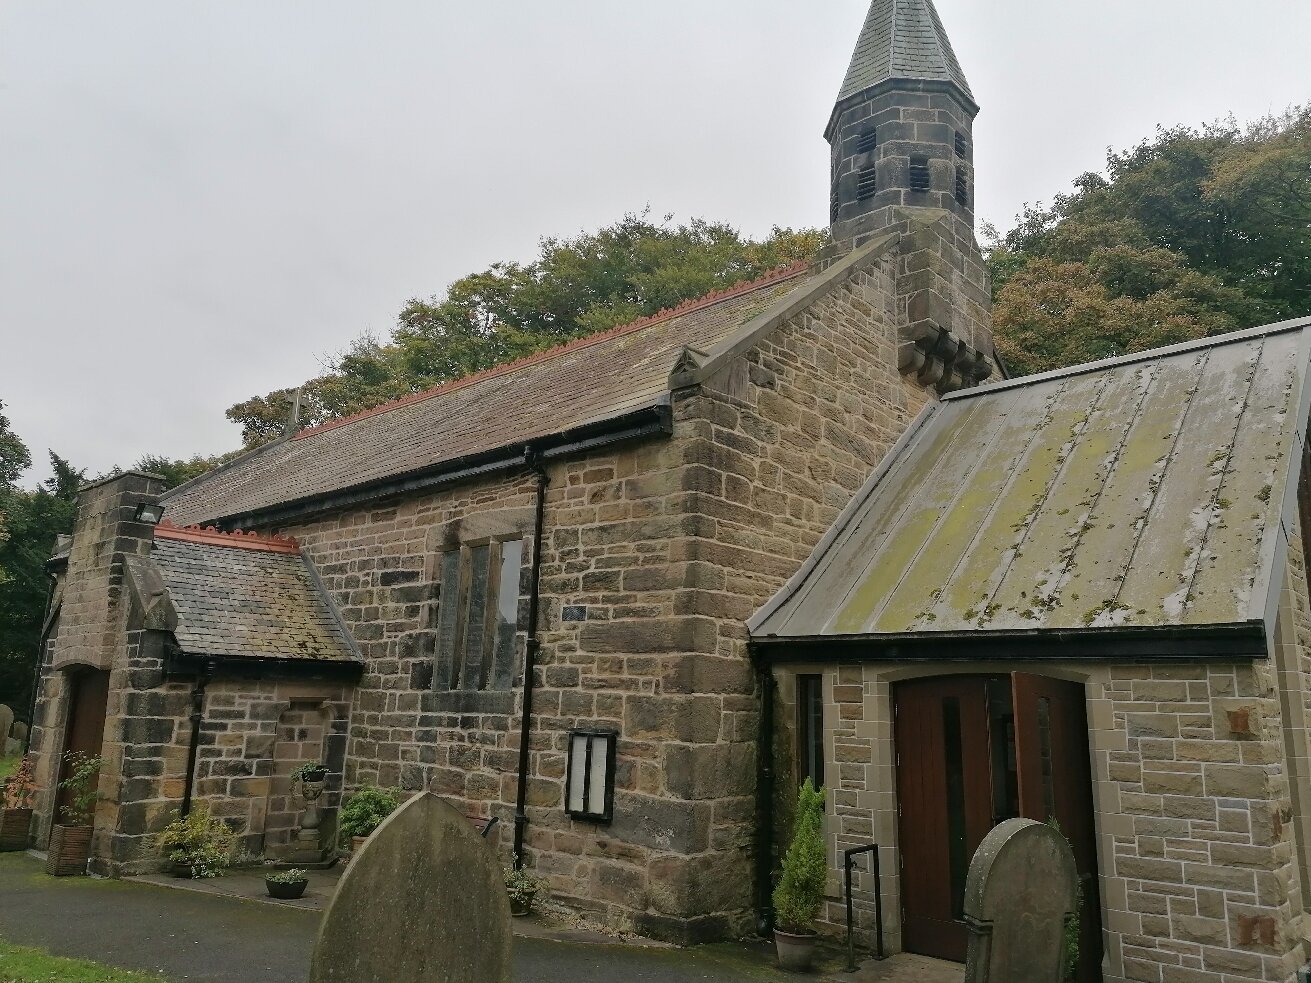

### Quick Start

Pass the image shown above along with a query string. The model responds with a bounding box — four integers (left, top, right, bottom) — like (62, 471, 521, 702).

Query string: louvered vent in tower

(909, 156, 931, 193)
(856, 166, 877, 201)
(856, 130, 878, 155)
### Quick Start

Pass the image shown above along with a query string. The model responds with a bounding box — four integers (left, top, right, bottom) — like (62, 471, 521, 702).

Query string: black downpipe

(180, 662, 212, 817)
(755, 661, 777, 935)
(513, 449, 550, 867)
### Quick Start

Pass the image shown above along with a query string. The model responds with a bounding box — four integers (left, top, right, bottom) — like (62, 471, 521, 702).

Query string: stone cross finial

(963, 818, 1080, 983)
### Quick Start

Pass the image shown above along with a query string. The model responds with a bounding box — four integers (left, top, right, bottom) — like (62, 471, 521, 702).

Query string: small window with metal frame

(797, 674, 825, 789)
(566, 729, 617, 823)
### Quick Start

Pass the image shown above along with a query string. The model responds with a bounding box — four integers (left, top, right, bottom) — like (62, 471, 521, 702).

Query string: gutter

(180, 661, 213, 818)
(512, 446, 550, 867)
(750, 621, 1270, 663)
(209, 404, 671, 532)
(754, 661, 777, 935)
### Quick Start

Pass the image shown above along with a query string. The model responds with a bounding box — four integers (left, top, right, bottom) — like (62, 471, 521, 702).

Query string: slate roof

(162, 265, 814, 526)
(751, 318, 1311, 643)
(149, 528, 359, 663)
(836, 0, 973, 104)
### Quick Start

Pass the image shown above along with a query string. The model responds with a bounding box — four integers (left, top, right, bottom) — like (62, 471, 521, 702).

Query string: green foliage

(290, 761, 327, 784)
(338, 786, 399, 838)
(0, 440, 81, 717)
(133, 452, 239, 492)
(504, 855, 541, 905)
(772, 778, 827, 934)
(265, 867, 308, 884)
(991, 108, 1311, 376)
(56, 752, 102, 828)
(226, 214, 825, 444)
(156, 805, 236, 878)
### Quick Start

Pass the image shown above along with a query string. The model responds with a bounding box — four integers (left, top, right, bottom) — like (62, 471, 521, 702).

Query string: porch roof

(750, 318, 1311, 645)
(140, 526, 361, 664)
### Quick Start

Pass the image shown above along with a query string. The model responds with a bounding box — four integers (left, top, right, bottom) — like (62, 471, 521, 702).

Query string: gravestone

(0, 706, 13, 756)
(964, 818, 1079, 983)
(310, 792, 511, 983)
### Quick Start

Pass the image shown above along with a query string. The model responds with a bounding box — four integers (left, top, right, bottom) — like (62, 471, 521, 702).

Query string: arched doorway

(54, 668, 110, 827)
(894, 673, 1102, 980)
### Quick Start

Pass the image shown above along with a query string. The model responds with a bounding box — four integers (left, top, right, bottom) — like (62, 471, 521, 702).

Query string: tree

(990, 108, 1311, 376)
(227, 214, 826, 443)
(0, 439, 80, 720)
(134, 452, 235, 492)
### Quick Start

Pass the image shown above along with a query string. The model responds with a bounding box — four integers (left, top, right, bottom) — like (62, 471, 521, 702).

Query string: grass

(0, 756, 20, 783)
(0, 941, 169, 982)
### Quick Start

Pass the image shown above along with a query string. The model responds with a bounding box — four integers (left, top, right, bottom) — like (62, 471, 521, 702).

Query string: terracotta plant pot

(773, 928, 818, 973)
(351, 835, 367, 853)
(45, 824, 92, 877)
(266, 878, 309, 900)
(0, 808, 33, 851)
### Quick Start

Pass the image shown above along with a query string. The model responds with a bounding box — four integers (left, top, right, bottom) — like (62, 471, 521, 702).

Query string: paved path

(0, 853, 889, 982)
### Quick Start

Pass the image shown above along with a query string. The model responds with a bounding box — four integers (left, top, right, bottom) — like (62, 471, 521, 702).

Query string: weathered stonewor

(310, 792, 510, 983)
(963, 819, 1078, 983)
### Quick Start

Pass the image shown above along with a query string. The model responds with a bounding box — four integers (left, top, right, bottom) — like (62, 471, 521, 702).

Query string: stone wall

(270, 244, 938, 941)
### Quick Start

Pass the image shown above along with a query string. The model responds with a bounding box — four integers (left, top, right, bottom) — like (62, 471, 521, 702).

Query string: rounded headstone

(310, 792, 512, 983)
(963, 818, 1079, 983)
(0, 706, 13, 748)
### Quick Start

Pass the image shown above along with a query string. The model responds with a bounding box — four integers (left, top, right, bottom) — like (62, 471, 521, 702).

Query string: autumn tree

(990, 107, 1310, 375)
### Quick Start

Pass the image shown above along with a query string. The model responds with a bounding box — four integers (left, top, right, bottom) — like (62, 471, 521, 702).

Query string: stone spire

(827, 0, 980, 246)
(834, 0, 973, 108)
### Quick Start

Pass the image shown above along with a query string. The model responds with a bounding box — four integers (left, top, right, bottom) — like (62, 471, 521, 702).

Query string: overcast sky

(2, 1, 1309, 487)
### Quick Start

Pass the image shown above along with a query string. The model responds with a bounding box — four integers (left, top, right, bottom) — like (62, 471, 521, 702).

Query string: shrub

(773, 778, 827, 935)
(2, 755, 36, 810)
(157, 806, 236, 878)
(338, 787, 399, 839)
(504, 855, 541, 906)
(56, 752, 101, 827)
(290, 762, 327, 784)
(265, 868, 309, 885)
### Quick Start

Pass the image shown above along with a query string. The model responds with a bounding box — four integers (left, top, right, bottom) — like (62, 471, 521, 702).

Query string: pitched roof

(836, 0, 973, 104)
(751, 318, 1311, 644)
(147, 524, 360, 663)
(162, 265, 814, 526)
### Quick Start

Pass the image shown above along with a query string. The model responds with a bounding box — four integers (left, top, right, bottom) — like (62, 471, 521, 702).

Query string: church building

(25, 3, 1311, 981)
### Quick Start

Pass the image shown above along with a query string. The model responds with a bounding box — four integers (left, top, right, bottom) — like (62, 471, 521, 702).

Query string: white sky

(2, 1, 1309, 486)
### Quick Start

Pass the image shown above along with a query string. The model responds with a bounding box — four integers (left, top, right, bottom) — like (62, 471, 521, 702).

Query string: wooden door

(54, 669, 109, 825)
(1012, 673, 1103, 983)
(894, 677, 995, 962)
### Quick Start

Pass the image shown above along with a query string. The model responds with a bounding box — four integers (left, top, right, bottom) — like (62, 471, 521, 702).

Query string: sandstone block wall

(275, 247, 934, 941)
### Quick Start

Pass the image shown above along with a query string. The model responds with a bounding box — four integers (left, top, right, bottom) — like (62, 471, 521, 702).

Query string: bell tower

(827, 0, 979, 247)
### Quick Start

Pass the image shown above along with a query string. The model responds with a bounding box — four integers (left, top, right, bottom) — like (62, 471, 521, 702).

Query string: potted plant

(265, 867, 310, 900)
(773, 778, 827, 972)
(291, 762, 328, 785)
(338, 786, 398, 855)
(1, 755, 36, 851)
(157, 805, 236, 878)
(504, 856, 541, 916)
(45, 751, 101, 876)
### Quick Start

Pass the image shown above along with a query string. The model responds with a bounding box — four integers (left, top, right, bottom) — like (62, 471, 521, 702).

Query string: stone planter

(773, 928, 818, 973)
(0, 808, 32, 851)
(45, 824, 92, 877)
(266, 877, 309, 900)
(351, 835, 367, 853)
(171, 861, 197, 879)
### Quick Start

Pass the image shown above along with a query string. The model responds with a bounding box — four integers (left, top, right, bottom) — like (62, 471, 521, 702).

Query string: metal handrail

(844, 843, 886, 972)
